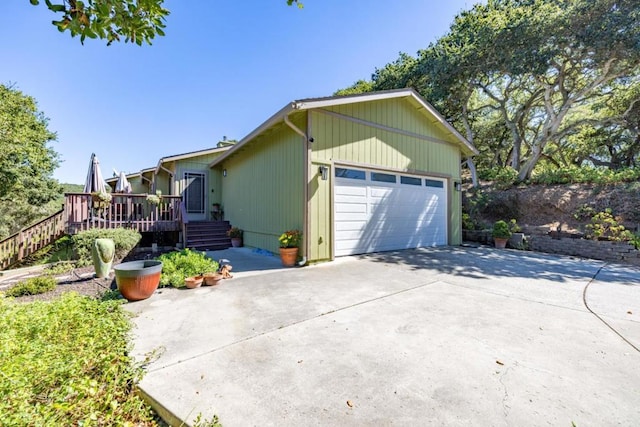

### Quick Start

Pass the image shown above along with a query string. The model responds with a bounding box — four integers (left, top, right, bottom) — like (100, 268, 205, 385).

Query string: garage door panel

(334, 203, 367, 214)
(334, 169, 447, 256)
(334, 220, 367, 232)
(334, 212, 368, 222)
(334, 184, 366, 196)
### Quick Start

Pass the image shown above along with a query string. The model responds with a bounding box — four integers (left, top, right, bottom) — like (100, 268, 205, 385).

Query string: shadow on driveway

(358, 246, 608, 283)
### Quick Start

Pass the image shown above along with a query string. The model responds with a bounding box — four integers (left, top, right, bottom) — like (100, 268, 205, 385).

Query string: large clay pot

(279, 247, 298, 267)
(114, 260, 163, 301)
(231, 238, 242, 248)
(92, 238, 115, 278)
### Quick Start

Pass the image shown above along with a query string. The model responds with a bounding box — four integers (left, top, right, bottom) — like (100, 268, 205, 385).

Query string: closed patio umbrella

(115, 171, 132, 193)
(83, 153, 107, 194)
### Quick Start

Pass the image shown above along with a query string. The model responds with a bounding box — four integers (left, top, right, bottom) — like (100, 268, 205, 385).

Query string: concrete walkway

(125, 247, 640, 426)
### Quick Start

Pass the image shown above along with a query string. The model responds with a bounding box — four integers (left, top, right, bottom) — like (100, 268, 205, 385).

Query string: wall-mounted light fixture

(453, 181, 462, 191)
(223, 169, 227, 177)
(318, 166, 329, 181)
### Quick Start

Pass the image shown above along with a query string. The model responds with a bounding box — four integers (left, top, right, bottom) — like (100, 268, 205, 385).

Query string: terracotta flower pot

(203, 273, 223, 286)
(494, 237, 508, 249)
(114, 260, 163, 302)
(184, 276, 204, 288)
(279, 247, 298, 267)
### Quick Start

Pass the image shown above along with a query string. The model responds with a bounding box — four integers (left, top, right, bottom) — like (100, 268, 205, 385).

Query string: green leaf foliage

(0, 84, 62, 239)
(71, 228, 142, 266)
(0, 293, 157, 425)
(336, 0, 640, 181)
(31, 0, 304, 45)
(156, 249, 218, 287)
(5, 276, 57, 297)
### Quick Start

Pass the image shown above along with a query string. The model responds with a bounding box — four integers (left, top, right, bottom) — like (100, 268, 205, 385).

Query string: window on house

(335, 168, 366, 180)
(371, 172, 396, 183)
(425, 179, 444, 188)
(184, 172, 205, 213)
(400, 176, 422, 186)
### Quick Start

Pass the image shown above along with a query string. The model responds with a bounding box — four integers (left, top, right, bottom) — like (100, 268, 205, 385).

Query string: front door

(184, 172, 206, 221)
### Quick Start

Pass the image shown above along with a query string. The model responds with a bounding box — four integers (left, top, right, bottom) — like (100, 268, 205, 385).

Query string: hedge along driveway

(126, 247, 640, 426)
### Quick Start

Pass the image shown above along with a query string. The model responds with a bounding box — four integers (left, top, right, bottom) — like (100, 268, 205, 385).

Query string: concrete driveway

(125, 247, 640, 426)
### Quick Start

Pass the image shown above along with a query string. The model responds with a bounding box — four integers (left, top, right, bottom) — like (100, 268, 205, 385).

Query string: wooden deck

(64, 193, 183, 234)
(0, 193, 184, 270)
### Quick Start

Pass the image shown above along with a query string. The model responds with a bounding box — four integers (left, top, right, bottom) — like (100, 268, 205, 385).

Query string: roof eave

(209, 103, 296, 167)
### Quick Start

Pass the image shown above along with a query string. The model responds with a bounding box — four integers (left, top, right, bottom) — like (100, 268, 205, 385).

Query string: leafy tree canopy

(338, 0, 640, 182)
(30, 0, 303, 45)
(0, 84, 61, 239)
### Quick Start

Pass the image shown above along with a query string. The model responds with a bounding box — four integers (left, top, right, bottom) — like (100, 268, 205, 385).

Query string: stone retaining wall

(462, 229, 640, 266)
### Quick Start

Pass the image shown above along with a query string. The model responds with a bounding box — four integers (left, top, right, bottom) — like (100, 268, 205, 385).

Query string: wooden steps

(185, 221, 231, 251)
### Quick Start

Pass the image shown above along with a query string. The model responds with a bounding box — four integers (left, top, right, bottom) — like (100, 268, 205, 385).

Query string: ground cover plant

(156, 249, 219, 287)
(0, 293, 157, 425)
(4, 276, 57, 297)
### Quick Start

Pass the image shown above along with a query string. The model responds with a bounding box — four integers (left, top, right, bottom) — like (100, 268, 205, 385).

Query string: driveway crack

(498, 366, 512, 419)
(583, 265, 640, 353)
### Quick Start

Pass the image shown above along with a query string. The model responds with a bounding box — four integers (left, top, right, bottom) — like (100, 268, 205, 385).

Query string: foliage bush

(72, 228, 141, 267)
(5, 276, 57, 297)
(530, 166, 640, 185)
(227, 226, 243, 238)
(279, 229, 302, 248)
(478, 166, 518, 188)
(585, 209, 634, 242)
(156, 249, 219, 287)
(492, 220, 512, 239)
(0, 293, 157, 425)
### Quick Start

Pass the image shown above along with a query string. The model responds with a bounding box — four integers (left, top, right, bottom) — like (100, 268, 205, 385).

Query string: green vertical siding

(309, 98, 464, 254)
(128, 176, 147, 194)
(221, 121, 305, 254)
(154, 173, 170, 196)
(173, 152, 226, 219)
(309, 161, 331, 261)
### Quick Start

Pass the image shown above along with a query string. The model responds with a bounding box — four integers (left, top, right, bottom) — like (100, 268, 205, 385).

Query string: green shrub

(156, 249, 218, 287)
(585, 208, 634, 241)
(478, 166, 518, 188)
(0, 293, 156, 425)
(5, 276, 57, 297)
(72, 228, 141, 267)
(530, 166, 640, 185)
(492, 220, 512, 239)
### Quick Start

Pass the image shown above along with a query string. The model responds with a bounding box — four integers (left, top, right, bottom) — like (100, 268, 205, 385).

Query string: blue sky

(1, 1, 477, 184)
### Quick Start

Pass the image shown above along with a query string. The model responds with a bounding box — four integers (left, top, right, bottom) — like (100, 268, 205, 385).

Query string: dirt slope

(464, 182, 640, 234)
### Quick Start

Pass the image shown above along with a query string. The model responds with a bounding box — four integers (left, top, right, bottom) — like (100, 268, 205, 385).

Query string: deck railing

(64, 193, 183, 234)
(0, 209, 65, 270)
(0, 193, 184, 270)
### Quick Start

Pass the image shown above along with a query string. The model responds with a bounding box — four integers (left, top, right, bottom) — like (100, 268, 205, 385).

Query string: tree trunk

(465, 157, 478, 187)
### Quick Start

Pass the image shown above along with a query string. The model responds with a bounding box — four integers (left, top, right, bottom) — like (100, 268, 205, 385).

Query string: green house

(210, 88, 477, 262)
(109, 89, 477, 262)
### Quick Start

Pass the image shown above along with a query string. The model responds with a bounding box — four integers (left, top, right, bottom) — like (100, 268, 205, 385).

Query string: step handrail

(0, 209, 65, 270)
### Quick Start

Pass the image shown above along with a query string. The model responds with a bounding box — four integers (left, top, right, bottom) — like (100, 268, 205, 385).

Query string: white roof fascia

(409, 95, 479, 156)
(156, 146, 231, 175)
(293, 89, 414, 110)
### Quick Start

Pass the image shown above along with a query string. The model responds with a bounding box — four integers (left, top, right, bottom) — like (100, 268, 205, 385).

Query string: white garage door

(334, 167, 447, 256)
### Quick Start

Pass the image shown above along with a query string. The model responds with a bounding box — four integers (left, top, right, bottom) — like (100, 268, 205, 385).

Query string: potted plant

(91, 191, 112, 209)
(227, 226, 243, 247)
(202, 272, 223, 286)
(146, 190, 162, 206)
(492, 220, 512, 249)
(508, 219, 526, 249)
(278, 229, 302, 267)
